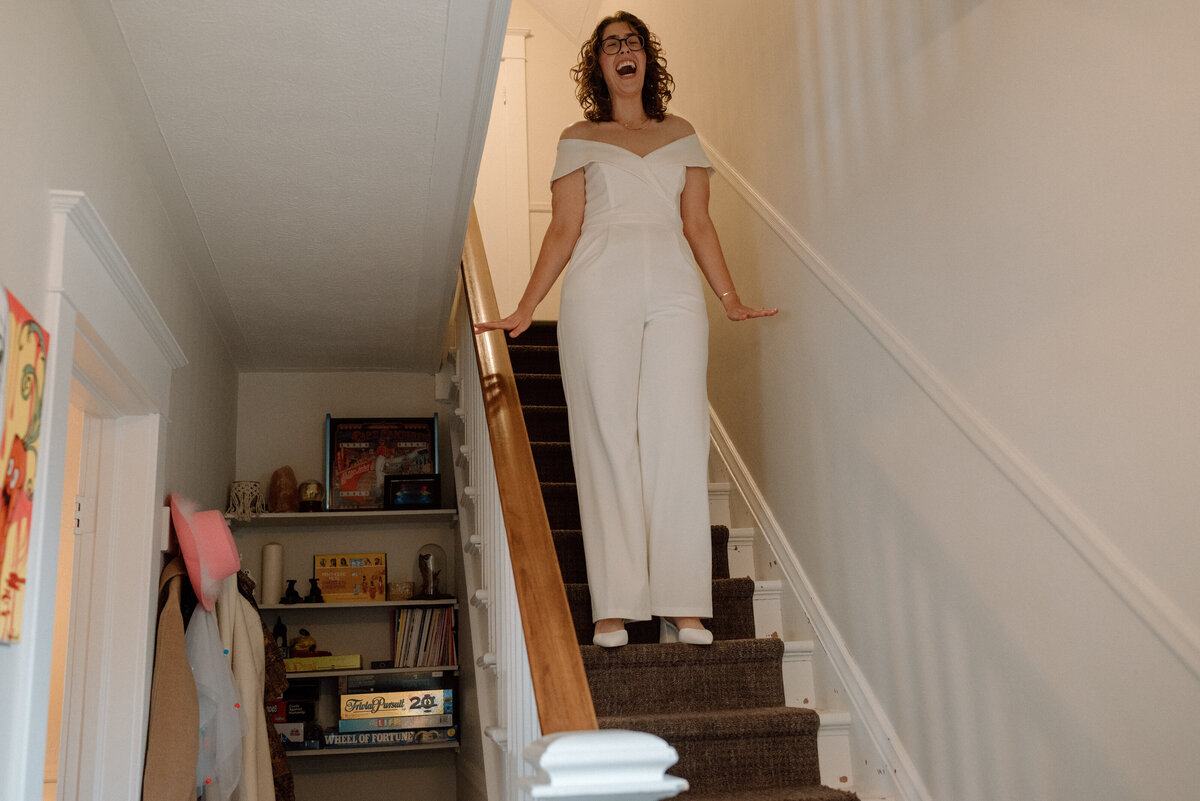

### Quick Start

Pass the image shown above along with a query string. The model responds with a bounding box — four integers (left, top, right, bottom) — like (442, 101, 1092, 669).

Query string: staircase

(507, 322, 859, 801)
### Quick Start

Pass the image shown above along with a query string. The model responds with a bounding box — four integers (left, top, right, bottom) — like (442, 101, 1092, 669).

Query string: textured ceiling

(89, 0, 508, 371)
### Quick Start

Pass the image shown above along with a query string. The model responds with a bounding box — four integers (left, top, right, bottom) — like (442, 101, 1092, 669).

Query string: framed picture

(325, 416, 438, 511)
(384, 475, 442, 510)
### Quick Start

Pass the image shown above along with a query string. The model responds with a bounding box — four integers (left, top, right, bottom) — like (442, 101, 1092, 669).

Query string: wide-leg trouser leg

(640, 297, 712, 619)
(558, 287, 650, 621)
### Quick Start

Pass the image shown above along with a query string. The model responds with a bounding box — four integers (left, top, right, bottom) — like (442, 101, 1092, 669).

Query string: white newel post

(451, 301, 686, 801)
(523, 730, 688, 801)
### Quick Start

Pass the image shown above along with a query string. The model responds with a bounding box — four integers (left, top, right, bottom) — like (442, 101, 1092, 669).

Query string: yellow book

(283, 654, 362, 673)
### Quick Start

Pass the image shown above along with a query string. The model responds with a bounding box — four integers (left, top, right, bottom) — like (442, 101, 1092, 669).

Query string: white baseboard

(710, 409, 930, 801)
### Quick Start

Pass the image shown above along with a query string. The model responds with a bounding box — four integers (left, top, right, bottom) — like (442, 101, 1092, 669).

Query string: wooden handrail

(460, 207, 598, 735)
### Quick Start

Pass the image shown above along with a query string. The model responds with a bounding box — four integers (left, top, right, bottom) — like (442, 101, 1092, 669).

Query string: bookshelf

(230, 512, 459, 758)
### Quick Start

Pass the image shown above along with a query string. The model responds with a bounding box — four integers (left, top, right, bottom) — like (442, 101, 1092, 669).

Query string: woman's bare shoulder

(661, 114, 696, 136)
(560, 120, 599, 141)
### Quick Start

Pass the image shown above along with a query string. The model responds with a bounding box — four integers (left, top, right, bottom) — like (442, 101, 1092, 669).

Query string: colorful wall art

(0, 288, 49, 643)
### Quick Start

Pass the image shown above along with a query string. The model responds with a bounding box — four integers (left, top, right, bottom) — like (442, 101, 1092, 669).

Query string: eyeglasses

(600, 33, 645, 55)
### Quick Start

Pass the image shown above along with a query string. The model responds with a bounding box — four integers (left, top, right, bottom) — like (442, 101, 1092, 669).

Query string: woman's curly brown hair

(571, 11, 674, 122)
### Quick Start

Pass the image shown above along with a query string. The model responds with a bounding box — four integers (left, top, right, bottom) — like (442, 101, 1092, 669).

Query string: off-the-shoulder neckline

(558, 132, 698, 160)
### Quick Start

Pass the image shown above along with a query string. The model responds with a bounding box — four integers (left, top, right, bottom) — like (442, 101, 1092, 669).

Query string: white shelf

(284, 664, 458, 679)
(261, 599, 456, 611)
(286, 741, 459, 758)
(226, 509, 457, 527)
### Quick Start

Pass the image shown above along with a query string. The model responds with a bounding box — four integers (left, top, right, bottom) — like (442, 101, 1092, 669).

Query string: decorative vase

(226, 480, 268, 522)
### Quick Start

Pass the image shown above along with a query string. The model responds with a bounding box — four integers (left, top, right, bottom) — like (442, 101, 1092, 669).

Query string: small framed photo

(325, 415, 438, 511)
(384, 475, 442, 510)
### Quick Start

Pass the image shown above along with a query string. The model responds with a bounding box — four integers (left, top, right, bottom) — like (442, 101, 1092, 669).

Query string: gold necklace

(620, 117, 651, 131)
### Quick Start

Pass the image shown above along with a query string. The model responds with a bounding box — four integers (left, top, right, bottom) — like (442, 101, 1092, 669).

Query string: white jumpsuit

(552, 134, 713, 623)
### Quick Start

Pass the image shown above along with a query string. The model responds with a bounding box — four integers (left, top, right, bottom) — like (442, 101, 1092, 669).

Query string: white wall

(1, 1, 238, 507)
(235, 371, 446, 491)
(519, 1, 1200, 799)
(0, 2, 237, 796)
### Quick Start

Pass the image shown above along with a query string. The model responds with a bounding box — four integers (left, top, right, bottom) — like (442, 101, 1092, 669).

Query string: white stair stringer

(711, 407, 914, 801)
(726, 526, 756, 580)
(752, 580, 784, 638)
(816, 711, 854, 792)
(782, 640, 816, 708)
(708, 481, 732, 528)
(782, 641, 855, 793)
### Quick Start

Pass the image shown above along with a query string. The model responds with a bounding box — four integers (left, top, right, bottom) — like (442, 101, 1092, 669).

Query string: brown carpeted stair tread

(599, 707, 823, 791)
(565, 577, 757, 645)
(582, 639, 785, 716)
(600, 705, 821, 740)
(683, 786, 859, 801)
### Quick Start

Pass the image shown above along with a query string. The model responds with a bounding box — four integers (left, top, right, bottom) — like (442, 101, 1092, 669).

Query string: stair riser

(507, 346, 561, 375)
(522, 407, 569, 443)
(585, 653, 785, 716)
(510, 323, 560, 348)
(531, 443, 575, 483)
(540, 484, 580, 530)
(554, 526, 732, 585)
(515, 374, 567, 406)
(565, 579, 756, 645)
(597, 722, 822, 792)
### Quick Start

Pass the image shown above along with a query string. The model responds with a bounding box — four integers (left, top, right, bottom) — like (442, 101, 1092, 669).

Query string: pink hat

(169, 493, 240, 610)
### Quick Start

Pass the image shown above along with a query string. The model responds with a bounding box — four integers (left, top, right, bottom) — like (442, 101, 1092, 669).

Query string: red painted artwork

(0, 289, 49, 643)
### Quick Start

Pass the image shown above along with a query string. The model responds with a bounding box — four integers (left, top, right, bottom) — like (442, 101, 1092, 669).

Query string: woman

(475, 11, 776, 647)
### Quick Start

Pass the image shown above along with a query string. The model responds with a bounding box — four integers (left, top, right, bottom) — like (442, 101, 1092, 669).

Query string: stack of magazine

(392, 606, 456, 668)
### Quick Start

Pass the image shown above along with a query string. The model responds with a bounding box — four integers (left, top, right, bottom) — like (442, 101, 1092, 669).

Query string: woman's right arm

(473, 167, 586, 338)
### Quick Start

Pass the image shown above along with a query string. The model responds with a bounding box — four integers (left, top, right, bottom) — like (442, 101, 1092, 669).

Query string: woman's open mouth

(616, 59, 637, 77)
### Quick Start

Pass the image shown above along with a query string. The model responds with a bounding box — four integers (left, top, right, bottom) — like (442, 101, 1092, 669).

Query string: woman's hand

(721, 291, 779, 321)
(473, 308, 534, 338)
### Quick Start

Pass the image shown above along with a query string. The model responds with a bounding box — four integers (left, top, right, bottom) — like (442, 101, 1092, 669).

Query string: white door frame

(473, 28, 533, 317)
(2, 190, 186, 801)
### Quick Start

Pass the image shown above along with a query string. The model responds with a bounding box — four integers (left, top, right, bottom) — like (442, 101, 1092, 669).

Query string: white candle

(261, 542, 284, 605)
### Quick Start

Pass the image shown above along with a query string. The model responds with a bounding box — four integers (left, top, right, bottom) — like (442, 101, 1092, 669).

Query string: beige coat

(142, 557, 199, 801)
(216, 577, 274, 801)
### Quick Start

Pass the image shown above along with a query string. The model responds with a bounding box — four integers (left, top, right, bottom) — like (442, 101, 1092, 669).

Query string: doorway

(43, 403, 86, 801)
(0, 191, 184, 801)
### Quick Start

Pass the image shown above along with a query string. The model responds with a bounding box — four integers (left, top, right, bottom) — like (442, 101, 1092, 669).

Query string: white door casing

(0, 190, 185, 801)
(474, 29, 534, 318)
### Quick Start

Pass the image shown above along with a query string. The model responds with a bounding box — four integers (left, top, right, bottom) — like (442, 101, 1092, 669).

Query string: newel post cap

(522, 729, 688, 800)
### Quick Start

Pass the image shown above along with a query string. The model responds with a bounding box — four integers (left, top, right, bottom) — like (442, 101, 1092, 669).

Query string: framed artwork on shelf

(384, 475, 442, 510)
(325, 415, 438, 511)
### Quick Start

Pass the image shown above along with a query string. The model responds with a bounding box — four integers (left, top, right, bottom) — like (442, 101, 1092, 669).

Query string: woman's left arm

(680, 166, 778, 321)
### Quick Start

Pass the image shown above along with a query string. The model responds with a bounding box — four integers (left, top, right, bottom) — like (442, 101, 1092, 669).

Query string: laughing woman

(475, 10, 776, 647)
